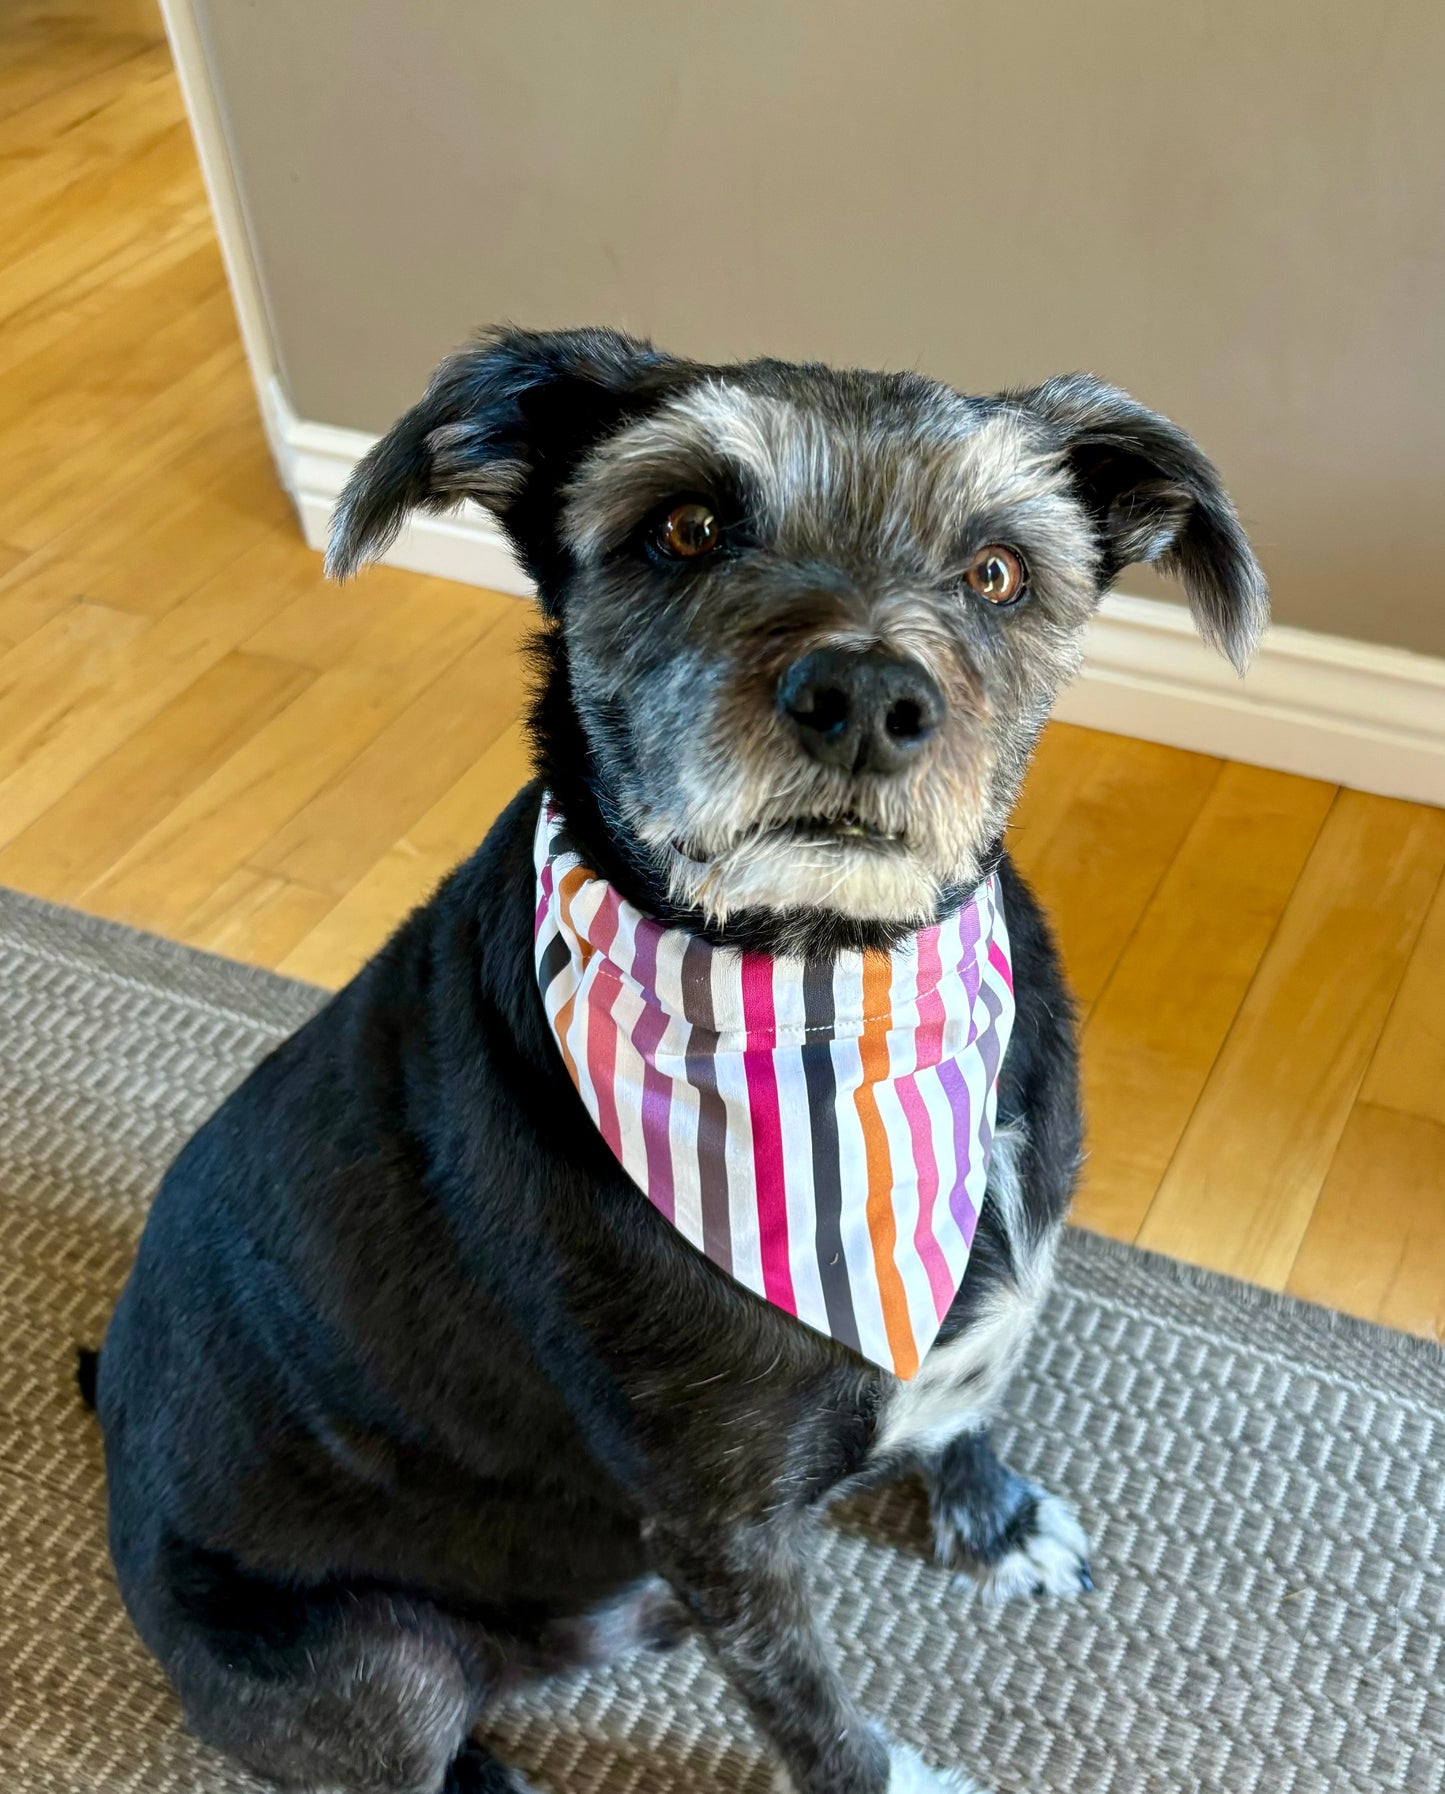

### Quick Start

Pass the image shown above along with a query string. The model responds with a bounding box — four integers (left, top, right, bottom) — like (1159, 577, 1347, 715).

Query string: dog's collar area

(533, 793, 1016, 1380)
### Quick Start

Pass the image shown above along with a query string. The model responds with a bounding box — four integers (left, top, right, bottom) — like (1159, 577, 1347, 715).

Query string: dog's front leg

(649, 1518, 983, 1794)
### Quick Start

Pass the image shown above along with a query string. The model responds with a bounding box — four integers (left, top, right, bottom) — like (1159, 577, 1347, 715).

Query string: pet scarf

(533, 797, 1015, 1378)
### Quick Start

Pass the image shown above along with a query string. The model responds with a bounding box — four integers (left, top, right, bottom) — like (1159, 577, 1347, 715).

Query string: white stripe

(709, 951, 762, 1294)
(872, 1016, 937, 1350)
(828, 1029, 894, 1370)
(664, 1030, 706, 1252)
(606, 906, 651, 1193)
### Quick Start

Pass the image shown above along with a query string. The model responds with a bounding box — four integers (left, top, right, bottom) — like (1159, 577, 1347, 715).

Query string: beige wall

(197, 1, 1445, 656)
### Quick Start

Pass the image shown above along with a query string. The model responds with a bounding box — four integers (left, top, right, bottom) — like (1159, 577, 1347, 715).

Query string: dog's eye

(654, 500, 722, 560)
(963, 545, 1027, 606)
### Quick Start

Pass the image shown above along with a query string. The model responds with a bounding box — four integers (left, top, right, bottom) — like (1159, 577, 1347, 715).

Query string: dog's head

(330, 327, 1266, 951)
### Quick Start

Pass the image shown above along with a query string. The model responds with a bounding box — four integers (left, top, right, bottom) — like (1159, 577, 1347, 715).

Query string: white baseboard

(265, 379, 1445, 807)
(1052, 593, 1445, 805)
(264, 380, 535, 597)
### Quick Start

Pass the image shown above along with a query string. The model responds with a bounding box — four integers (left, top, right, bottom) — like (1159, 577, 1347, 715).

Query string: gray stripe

(974, 976, 1007, 1159)
(802, 960, 861, 1355)
(681, 937, 732, 1274)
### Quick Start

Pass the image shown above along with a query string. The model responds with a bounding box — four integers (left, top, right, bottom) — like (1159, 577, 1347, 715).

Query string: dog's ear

(1014, 374, 1268, 673)
(326, 326, 676, 601)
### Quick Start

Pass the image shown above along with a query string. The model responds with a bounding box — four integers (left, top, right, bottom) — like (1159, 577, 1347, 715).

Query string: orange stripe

(856, 949, 917, 1378)
(551, 865, 594, 1088)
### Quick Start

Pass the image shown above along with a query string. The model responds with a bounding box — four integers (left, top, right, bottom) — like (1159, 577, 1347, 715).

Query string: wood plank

(0, 205, 216, 387)
(1073, 764, 1336, 1240)
(0, 233, 223, 414)
(0, 650, 313, 902)
(1008, 732, 1223, 1018)
(249, 596, 531, 895)
(0, 42, 169, 170)
(0, 47, 180, 228)
(0, 555, 101, 657)
(241, 565, 420, 672)
(1287, 1102, 1445, 1342)
(1359, 870, 1445, 1129)
(0, 425, 287, 654)
(1005, 720, 1110, 865)
(0, 273, 236, 508)
(61, 434, 291, 618)
(0, 227, 221, 403)
(0, 339, 251, 551)
(80, 581, 507, 937)
(279, 720, 534, 988)
(0, 599, 151, 798)
(0, 114, 200, 323)
(0, 11, 161, 125)
(0, 529, 325, 848)
(182, 869, 338, 975)
(1137, 790, 1445, 1287)
(5, 399, 276, 574)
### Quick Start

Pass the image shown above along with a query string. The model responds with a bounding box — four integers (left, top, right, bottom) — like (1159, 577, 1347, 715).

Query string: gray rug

(0, 887, 1441, 1794)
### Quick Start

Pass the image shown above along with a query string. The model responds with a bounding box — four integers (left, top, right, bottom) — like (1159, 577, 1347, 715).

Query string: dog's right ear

(325, 326, 676, 601)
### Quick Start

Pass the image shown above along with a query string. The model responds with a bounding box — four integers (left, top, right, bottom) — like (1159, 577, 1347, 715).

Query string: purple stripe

(937, 1054, 979, 1247)
(955, 896, 984, 1017)
(933, 897, 987, 1243)
(940, 945, 1012, 1246)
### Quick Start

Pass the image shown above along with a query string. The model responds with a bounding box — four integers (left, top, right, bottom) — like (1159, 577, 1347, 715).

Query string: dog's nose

(777, 647, 944, 775)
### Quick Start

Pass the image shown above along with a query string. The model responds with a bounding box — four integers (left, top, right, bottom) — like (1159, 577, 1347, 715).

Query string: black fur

(94, 327, 1264, 1794)
(76, 1346, 98, 1411)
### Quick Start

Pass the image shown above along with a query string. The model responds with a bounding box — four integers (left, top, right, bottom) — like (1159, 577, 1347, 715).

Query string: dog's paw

(885, 1741, 989, 1794)
(770, 1739, 987, 1794)
(959, 1487, 1093, 1604)
(445, 1742, 538, 1794)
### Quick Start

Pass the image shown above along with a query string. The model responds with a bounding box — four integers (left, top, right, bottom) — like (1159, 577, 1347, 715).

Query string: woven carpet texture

(0, 887, 1441, 1794)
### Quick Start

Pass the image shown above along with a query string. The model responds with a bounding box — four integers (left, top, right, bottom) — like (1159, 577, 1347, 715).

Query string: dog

(92, 327, 1266, 1794)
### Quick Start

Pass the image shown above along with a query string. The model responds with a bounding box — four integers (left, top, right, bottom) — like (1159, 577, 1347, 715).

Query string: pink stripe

(910, 922, 942, 1002)
(898, 928, 955, 1320)
(740, 953, 796, 1315)
(988, 936, 1013, 992)
(534, 855, 555, 938)
(584, 888, 625, 1157)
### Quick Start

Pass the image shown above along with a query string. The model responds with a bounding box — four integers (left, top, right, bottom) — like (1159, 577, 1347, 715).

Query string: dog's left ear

(1015, 374, 1268, 673)
(326, 325, 677, 603)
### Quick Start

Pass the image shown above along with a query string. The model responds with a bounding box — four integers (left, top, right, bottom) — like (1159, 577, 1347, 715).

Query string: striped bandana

(533, 798, 1015, 1379)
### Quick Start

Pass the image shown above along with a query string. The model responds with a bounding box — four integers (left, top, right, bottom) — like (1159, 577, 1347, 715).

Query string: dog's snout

(777, 647, 944, 775)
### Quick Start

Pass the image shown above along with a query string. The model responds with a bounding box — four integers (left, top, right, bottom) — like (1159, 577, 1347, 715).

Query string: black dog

(94, 328, 1265, 1794)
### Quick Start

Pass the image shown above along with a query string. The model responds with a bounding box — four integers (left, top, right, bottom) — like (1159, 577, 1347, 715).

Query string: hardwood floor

(1, 0, 1441, 1341)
